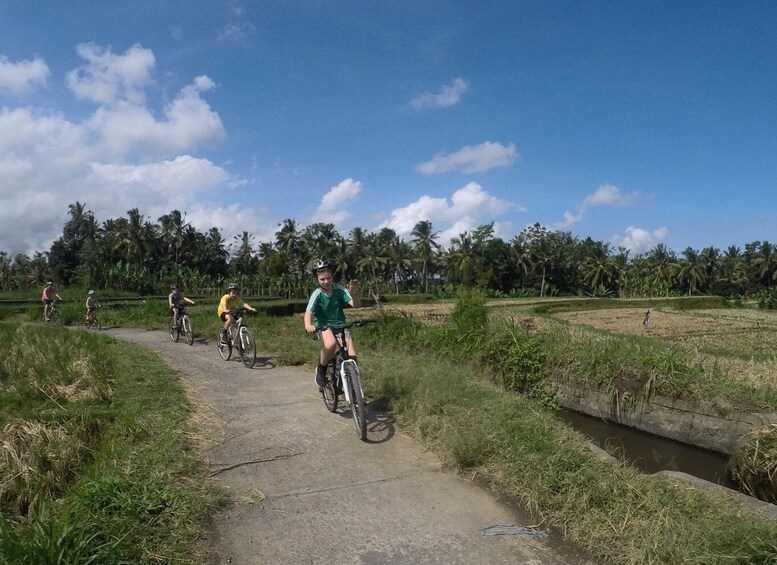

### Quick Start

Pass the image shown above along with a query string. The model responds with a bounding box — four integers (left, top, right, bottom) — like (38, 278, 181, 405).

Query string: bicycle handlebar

(314, 319, 376, 333)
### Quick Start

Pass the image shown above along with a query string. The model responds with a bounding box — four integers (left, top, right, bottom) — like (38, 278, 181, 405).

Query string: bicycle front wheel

(239, 326, 256, 368)
(49, 308, 61, 324)
(169, 317, 180, 342)
(344, 363, 367, 440)
(218, 329, 232, 360)
(182, 315, 194, 345)
(322, 361, 339, 413)
(93, 316, 102, 331)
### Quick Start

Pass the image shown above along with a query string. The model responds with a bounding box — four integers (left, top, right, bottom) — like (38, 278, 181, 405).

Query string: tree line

(2, 202, 777, 303)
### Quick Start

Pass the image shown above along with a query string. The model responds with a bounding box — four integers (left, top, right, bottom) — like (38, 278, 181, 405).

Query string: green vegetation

(4, 291, 777, 563)
(5, 202, 777, 307)
(0, 323, 225, 564)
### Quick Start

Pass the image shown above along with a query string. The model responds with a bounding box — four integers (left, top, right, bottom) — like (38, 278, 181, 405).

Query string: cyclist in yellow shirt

(217, 283, 257, 344)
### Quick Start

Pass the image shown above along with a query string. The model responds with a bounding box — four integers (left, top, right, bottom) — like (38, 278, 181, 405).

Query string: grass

(350, 317, 777, 564)
(0, 322, 226, 564)
(6, 297, 777, 564)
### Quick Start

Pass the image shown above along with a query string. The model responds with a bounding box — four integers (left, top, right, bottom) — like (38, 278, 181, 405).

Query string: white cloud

(556, 183, 641, 228)
(0, 56, 49, 96)
(66, 43, 155, 105)
(612, 226, 668, 254)
(312, 178, 363, 225)
(186, 202, 276, 246)
(0, 43, 237, 255)
(416, 141, 518, 175)
(410, 77, 469, 111)
(379, 182, 515, 239)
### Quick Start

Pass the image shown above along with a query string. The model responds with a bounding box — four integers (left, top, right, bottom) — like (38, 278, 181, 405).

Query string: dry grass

(0, 420, 89, 515)
(555, 307, 777, 389)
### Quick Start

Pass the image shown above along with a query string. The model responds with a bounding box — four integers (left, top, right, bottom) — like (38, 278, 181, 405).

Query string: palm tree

(410, 220, 440, 293)
(158, 210, 191, 266)
(581, 242, 619, 294)
(231, 231, 256, 276)
(276, 218, 305, 275)
(677, 247, 708, 295)
(753, 241, 777, 289)
(646, 243, 678, 296)
(447, 231, 477, 287)
(386, 235, 413, 294)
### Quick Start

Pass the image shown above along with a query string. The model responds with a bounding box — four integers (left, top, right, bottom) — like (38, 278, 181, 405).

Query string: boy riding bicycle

(168, 283, 195, 328)
(304, 259, 360, 389)
(217, 283, 257, 344)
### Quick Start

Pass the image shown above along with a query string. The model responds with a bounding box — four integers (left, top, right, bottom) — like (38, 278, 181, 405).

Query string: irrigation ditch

(552, 378, 777, 516)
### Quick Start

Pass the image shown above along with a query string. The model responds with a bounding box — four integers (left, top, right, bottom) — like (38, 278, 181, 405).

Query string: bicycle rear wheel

(182, 315, 194, 345)
(169, 317, 180, 342)
(344, 363, 367, 440)
(239, 326, 256, 368)
(322, 360, 339, 412)
(217, 329, 232, 360)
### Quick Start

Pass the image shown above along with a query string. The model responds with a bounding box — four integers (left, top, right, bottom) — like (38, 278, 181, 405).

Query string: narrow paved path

(105, 327, 597, 565)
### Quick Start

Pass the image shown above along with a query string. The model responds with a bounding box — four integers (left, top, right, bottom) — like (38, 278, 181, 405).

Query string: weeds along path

(103, 326, 594, 565)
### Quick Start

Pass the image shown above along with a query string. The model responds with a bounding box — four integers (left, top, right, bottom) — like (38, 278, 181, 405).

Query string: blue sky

(1, 1, 776, 257)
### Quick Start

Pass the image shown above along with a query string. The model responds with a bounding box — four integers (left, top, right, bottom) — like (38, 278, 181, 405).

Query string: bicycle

(315, 319, 375, 441)
(217, 310, 256, 368)
(169, 307, 194, 345)
(43, 300, 61, 323)
(84, 306, 101, 330)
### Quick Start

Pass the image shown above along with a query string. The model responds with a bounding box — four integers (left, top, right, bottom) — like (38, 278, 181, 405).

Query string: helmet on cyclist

(170, 283, 179, 290)
(311, 258, 335, 275)
(88, 289, 95, 295)
(227, 283, 239, 291)
(46, 281, 53, 286)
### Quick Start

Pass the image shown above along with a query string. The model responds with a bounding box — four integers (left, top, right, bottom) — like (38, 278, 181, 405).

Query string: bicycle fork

(338, 358, 361, 405)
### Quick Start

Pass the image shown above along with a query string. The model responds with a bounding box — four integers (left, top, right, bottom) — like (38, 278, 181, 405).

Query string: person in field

(304, 259, 360, 389)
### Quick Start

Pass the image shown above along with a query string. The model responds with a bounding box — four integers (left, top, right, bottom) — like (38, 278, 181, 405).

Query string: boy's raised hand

(347, 279, 359, 295)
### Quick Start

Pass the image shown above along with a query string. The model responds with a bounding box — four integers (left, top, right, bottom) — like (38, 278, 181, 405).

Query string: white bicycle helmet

(311, 258, 335, 274)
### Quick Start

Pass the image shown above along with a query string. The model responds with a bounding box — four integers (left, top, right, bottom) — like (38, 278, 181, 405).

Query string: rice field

(382, 300, 777, 391)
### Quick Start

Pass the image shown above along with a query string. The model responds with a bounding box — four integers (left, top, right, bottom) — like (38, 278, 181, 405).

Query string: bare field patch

(555, 307, 777, 390)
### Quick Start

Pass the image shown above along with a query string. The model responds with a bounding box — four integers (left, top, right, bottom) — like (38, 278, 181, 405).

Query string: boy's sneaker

(314, 365, 326, 389)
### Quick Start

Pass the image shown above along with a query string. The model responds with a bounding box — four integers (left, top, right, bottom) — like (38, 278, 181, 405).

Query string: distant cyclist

(168, 283, 195, 328)
(217, 284, 257, 344)
(85, 289, 99, 323)
(41, 280, 62, 321)
(304, 259, 360, 389)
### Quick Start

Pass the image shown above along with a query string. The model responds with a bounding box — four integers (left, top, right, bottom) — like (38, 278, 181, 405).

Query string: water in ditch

(556, 409, 737, 489)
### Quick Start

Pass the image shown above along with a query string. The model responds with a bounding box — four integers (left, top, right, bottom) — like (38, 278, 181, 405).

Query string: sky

(1, 1, 776, 258)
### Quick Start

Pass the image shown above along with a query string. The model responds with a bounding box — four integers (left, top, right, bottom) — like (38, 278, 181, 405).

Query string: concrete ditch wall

(552, 380, 777, 455)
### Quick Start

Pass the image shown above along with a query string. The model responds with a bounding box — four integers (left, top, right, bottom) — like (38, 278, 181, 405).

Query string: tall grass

(0, 322, 225, 563)
(354, 318, 777, 564)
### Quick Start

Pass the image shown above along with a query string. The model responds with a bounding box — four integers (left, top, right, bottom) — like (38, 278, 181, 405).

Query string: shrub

(451, 289, 488, 333)
(728, 425, 777, 504)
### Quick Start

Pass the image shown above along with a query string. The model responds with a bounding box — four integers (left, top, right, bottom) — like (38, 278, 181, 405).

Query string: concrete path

(105, 327, 597, 565)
